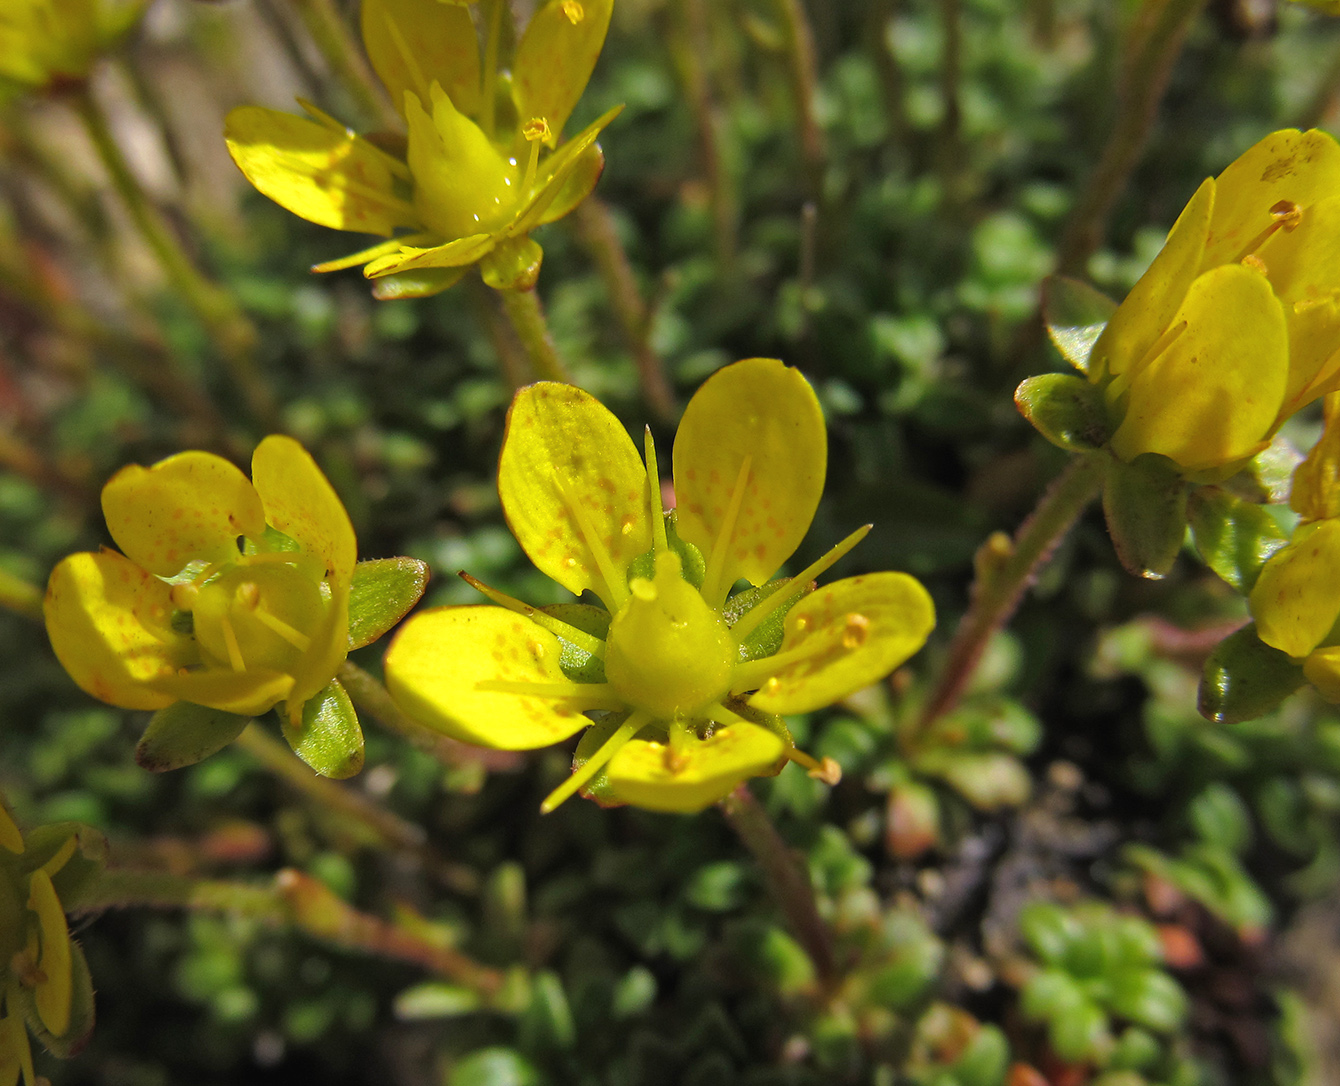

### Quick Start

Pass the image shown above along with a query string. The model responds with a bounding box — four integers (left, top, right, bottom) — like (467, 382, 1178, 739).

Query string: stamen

(521, 118, 549, 192)
(219, 615, 246, 673)
(562, 0, 585, 23)
(666, 717, 691, 772)
(700, 456, 753, 608)
(475, 679, 623, 707)
(1231, 200, 1304, 265)
(252, 606, 314, 652)
(729, 524, 871, 644)
(644, 427, 669, 555)
(540, 711, 648, 813)
(383, 14, 431, 104)
(552, 472, 629, 610)
(786, 747, 842, 785)
(729, 620, 857, 695)
(459, 572, 607, 656)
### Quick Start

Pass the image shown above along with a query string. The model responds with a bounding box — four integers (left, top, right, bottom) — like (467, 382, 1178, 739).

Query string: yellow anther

(842, 612, 870, 649)
(235, 581, 261, 610)
(1241, 253, 1268, 276)
(562, 0, 585, 24)
(523, 117, 552, 143)
(1270, 199, 1303, 231)
(170, 582, 199, 611)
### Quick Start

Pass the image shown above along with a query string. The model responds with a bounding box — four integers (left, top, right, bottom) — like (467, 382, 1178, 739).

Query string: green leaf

(370, 266, 466, 301)
(448, 1047, 541, 1086)
(394, 982, 483, 1019)
(282, 680, 364, 779)
(347, 557, 430, 650)
(1019, 903, 1080, 967)
(1187, 488, 1288, 593)
(1014, 374, 1110, 452)
(1021, 968, 1086, 1020)
(1042, 275, 1117, 373)
(1049, 997, 1112, 1063)
(915, 750, 1031, 810)
(1107, 969, 1187, 1033)
(1199, 624, 1305, 724)
(136, 702, 252, 772)
(1188, 782, 1252, 853)
(952, 1024, 1010, 1086)
(1102, 454, 1189, 579)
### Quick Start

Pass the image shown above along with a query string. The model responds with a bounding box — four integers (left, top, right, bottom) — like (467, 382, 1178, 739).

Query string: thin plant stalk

(720, 784, 836, 985)
(65, 866, 503, 995)
(915, 454, 1105, 731)
(571, 198, 676, 421)
(869, 0, 908, 151)
(0, 568, 45, 624)
(938, 0, 963, 203)
(71, 83, 280, 430)
(471, 278, 532, 390)
(498, 287, 573, 384)
(771, 0, 825, 200)
(287, 0, 400, 130)
(1054, 0, 1207, 276)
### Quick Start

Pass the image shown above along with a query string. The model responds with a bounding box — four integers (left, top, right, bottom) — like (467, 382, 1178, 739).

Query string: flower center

(603, 551, 736, 720)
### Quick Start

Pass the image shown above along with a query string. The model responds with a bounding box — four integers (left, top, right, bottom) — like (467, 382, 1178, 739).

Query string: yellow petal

(250, 436, 357, 585)
(362, 232, 496, 277)
(101, 451, 266, 577)
(1202, 128, 1340, 270)
(1254, 194, 1340, 413)
(1250, 519, 1340, 658)
(285, 579, 350, 719)
(1109, 263, 1288, 469)
(384, 606, 595, 749)
(27, 868, 71, 1038)
(510, 106, 622, 236)
(407, 86, 517, 240)
(44, 551, 185, 711)
(498, 383, 652, 605)
(673, 358, 826, 591)
(1304, 646, 1340, 702)
(747, 572, 935, 715)
(1291, 393, 1340, 520)
(224, 106, 418, 236)
(360, 0, 481, 120)
(1091, 178, 1213, 382)
(513, 0, 614, 144)
(149, 667, 295, 717)
(0, 804, 21, 853)
(603, 723, 785, 813)
(0, 1012, 32, 1086)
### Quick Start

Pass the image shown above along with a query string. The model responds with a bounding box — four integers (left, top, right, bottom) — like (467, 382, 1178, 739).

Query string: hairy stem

(916, 454, 1105, 730)
(720, 784, 836, 984)
(498, 287, 572, 384)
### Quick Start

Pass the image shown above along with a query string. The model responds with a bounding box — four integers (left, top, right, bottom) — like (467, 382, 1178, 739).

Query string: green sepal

(1187, 488, 1288, 593)
(347, 556, 430, 650)
(136, 701, 252, 772)
(723, 577, 807, 662)
(370, 266, 466, 301)
(1014, 374, 1110, 452)
(282, 679, 364, 779)
(1041, 275, 1117, 374)
(569, 710, 631, 807)
(481, 236, 543, 292)
(543, 603, 610, 683)
(21, 822, 108, 907)
(912, 750, 1030, 811)
(1102, 453, 1189, 579)
(1198, 623, 1305, 724)
(627, 514, 706, 589)
(18, 939, 97, 1057)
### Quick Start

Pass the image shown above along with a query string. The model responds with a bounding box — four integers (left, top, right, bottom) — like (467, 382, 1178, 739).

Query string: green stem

(288, 0, 400, 130)
(571, 198, 676, 421)
(720, 784, 836, 985)
(66, 867, 503, 995)
(869, 0, 908, 151)
(0, 567, 45, 623)
(498, 287, 572, 383)
(1054, 0, 1207, 276)
(938, 0, 963, 203)
(337, 660, 520, 774)
(771, 0, 825, 201)
(72, 84, 280, 430)
(915, 454, 1105, 731)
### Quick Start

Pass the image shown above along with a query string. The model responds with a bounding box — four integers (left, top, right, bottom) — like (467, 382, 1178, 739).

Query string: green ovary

(604, 551, 737, 720)
(186, 563, 326, 676)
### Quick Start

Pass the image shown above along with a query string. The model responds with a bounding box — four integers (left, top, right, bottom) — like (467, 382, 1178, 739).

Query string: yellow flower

(0, 0, 145, 98)
(384, 359, 936, 813)
(224, 0, 620, 298)
(0, 804, 81, 1086)
(1090, 128, 1340, 472)
(44, 436, 356, 727)
(1250, 393, 1340, 699)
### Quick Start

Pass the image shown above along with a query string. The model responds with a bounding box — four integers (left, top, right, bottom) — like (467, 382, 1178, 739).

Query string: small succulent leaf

(1187, 488, 1289, 593)
(1199, 623, 1305, 724)
(1101, 453, 1190, 579)
(1107, 970, 1188, 1033)
(385, 607, 595, 748)
(370, 266, 468, 300)
(347, 557, 430, 650)
(914, 750, 1031, 811)
(604, 723, 785, 813)
(1019, 902, 1081, 967)
(1188, 782, 1253, 854)
(674, 358, 826, 588)
(135, 701, 252, 772)
(1049, 998, 1113, 1063)
(282, 679, 364, 779)
(1041, 275, 1117, 373)
(1014, 374, 1110, 451)
(480, 235, 543, 291)
(885, 778, 941, 860)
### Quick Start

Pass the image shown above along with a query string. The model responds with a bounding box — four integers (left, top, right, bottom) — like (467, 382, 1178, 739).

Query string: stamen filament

(252, 607, 313, 652)
(521, 119, 549, 194)
(475, 679, 622, 707)
(786, 748, 842, 785)
(730, 623, 852, 694)
(219, 615, 246, 673)
(540, 711, 648, 813)
(459, 571, 606, 657)
(384, 14, 431, 104)
(730, 524, 871, 644)
(645, 427, 669, 555)
(298, 98, 412, 180)
(553, 472, 629, 610)
(701, 456, 753, 608)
